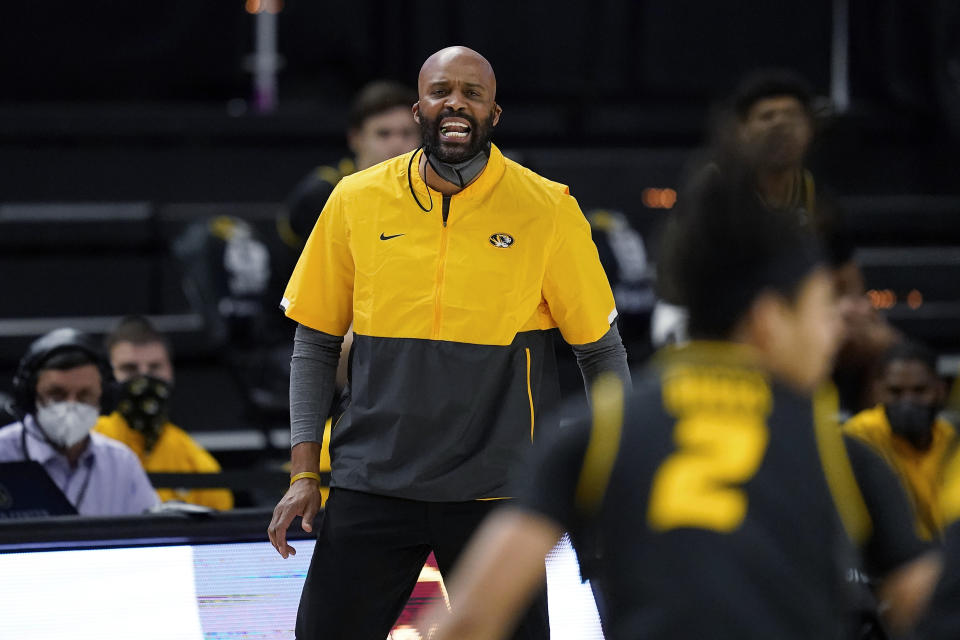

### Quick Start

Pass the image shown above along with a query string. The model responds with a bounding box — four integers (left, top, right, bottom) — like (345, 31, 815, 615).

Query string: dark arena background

(0, 1, 959, 638)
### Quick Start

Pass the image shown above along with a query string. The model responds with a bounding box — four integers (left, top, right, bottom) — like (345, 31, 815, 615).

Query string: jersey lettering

(648, 367, 771, 533)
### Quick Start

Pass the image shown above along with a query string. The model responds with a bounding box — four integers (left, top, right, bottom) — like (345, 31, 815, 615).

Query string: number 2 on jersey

(647, 412, 769, 533)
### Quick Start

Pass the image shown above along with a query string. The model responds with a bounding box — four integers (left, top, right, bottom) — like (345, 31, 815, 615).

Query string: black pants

(296, 488, 550, 640)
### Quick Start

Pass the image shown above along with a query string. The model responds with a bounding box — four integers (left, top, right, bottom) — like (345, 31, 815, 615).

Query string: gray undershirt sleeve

(289, 324, 344, 447)
(571, 322, 632, 396)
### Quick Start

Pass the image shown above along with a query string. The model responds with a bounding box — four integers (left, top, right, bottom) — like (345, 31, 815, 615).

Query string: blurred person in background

(587, 209, 655, 363)
(0, 328, 158, 516)
(731, 70, 816, 213)
(651, 69, 820, 347)
(832, 259, 903, 416)
(94, 315, 233, 511)
(169, 83, 420, 430)
(268, 45, 628, 640)
(421, 159, 936, 640)
(270, 81, 420, 504)
(844, 342, 956, 540)
(276, 80, 420, 393)
(651, 69, 900, 415)
(172, 214, 298, 428)
(276, 80, 420, 258)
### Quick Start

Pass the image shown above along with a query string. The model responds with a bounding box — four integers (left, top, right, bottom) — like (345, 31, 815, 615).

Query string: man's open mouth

(440, 117, 472, 140)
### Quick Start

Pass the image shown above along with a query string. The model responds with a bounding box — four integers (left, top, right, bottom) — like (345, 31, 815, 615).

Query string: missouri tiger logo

(489, 233, 514, 248)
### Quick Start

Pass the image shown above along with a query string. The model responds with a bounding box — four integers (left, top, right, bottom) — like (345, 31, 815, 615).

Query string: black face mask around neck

(424, 144, 490, 189)
(885, 400, 940, 451)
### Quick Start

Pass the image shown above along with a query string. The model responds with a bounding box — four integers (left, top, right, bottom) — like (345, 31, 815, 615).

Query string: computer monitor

(0, 536, 602, 639)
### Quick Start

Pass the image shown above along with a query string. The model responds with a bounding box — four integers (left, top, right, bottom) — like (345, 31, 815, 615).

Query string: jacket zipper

(433, 195, 452, 338)
(525, 347, 535, 441)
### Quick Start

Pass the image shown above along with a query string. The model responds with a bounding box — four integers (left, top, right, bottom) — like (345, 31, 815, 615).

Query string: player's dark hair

(880, 341, 938, 376)
(731, 68, 815, 120)
(657, 156, 824, 339)
(348, 81, 418, 130)
(105, 315, 172, 358)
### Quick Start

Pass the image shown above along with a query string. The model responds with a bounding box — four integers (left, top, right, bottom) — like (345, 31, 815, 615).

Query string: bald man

(269, 46, 629, 640)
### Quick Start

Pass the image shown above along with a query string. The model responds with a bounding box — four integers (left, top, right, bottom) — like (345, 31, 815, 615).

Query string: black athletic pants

(296, 487, 551, 640)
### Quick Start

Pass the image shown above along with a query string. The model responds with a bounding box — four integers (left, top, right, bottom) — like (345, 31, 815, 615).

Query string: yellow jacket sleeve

(281, 181, 354, 336)
(542, 194, 617, 345)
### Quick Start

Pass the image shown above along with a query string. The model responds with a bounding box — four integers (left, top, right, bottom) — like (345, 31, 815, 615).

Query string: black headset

(11, 328, 116, 419)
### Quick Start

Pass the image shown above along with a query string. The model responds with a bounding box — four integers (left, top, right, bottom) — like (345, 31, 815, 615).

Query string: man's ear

(412, 102, 421, 124)
(492, 103, 502, 127)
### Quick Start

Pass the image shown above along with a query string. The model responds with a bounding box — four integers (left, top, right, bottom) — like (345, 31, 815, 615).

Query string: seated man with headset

(0, 328, 159, 516)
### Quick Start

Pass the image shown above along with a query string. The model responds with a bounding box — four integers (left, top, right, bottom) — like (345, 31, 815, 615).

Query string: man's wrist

(290, 471, 323, 486)
(290, 441, 323, 475)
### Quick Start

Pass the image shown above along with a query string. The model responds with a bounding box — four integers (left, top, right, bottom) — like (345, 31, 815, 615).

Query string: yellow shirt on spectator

(95, 412, 234, 511)
(942, 444, 960, 529)
(844, 405, 956, 538)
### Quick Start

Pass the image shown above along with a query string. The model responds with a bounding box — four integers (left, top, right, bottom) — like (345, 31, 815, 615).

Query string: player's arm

(844, 435, 942, 633)
(915, 444, 960, 639)
(422, 378, 623, 638)
(422, 419, 587, 640)
(424, 508, 563, 640)
(877, 552, 942, 635)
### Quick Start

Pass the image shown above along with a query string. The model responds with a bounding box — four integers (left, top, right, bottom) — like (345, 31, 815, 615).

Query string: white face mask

(36, 401, 99, 448)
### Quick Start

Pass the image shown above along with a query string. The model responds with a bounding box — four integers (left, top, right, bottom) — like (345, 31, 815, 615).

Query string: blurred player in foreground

(916, 442, 960, 639)
(422, 161, 932, 639)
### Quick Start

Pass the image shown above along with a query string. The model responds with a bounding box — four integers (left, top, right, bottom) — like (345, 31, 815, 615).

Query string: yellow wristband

(290, 471, 323, 486)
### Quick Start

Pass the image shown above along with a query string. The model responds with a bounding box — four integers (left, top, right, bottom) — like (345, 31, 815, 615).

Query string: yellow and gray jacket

(281, 145, 617, 501)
